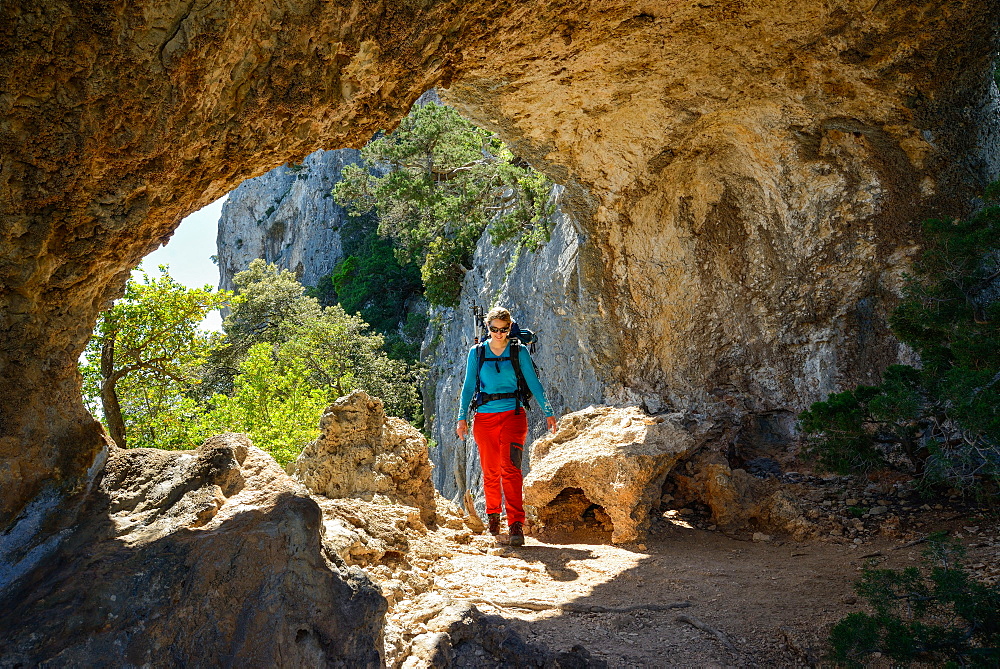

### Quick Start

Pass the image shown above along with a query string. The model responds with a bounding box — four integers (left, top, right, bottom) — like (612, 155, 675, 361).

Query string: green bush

(80, 267, 231, 450)
(830, 534, 1000, 667)
(201, 343, 329, 465)
(309, 211, 426, 362)
(799, 365, 925, 475)
(85, 260, 426, 464)
(333, 101, 555, 307)
(328, 230, 422, 338)
(800, 184, 1000, 497)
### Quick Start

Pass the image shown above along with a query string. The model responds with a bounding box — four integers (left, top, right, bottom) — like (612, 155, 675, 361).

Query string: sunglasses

(489, 325, 511, 333)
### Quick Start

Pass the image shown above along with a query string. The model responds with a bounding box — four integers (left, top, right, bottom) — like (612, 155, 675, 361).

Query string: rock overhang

(1, 0, 998, 539)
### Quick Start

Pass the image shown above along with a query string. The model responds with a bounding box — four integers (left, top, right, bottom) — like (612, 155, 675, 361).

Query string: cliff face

(425, 186, 605, 500)
(215, 89, 440, 295)
(216, 149, 361, 292)
(2, 0, 998, 625)
(441, 3, 1000, 424)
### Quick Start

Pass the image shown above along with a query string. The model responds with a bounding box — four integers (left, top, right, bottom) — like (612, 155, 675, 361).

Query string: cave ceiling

(1, 0, 997, 533)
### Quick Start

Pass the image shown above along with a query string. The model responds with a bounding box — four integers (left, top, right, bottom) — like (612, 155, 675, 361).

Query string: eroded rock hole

(379, 550, 406, 567)
(536, 487, 614, 543)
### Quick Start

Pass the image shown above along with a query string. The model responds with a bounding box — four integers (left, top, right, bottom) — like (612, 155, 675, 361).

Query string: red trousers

(473, 409, 528, 525)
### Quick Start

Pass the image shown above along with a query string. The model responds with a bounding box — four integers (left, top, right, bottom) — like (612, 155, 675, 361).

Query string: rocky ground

(5, 393, 993, 667)
(303, 394, 999, 666)
(674, 468, 1000, 587)
(363, 483, 998, 667)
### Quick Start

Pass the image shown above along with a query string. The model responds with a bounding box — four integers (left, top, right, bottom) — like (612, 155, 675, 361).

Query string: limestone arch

(2, 0, 997, 543)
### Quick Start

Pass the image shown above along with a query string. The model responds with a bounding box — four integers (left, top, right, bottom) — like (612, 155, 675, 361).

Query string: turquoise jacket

(458, 341, 553, 421)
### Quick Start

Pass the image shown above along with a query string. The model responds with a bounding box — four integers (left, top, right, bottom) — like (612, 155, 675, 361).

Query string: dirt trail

(392, 512, 998, 667)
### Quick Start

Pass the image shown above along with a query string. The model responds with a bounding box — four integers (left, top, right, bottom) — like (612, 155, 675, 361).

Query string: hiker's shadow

(506, 545, 596, 581)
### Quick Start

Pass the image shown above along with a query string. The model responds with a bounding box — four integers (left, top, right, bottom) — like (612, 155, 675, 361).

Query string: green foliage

(800, 185, 1000, 496)
(80, 267, 230, 450)
(204, 263, 422, 461)
(830, 534, 1000, 667)
(205, 259, 323, 394)
(227, 259, 323, 344)
(321, 214, 424, 356)
(333, 102, 555, 307)
(890, 213, 1000, 440)
(799, 366, 924, 475)
(331, 243, 420, 332)
(211, 260, 422, 416)
(275, 303, 421, 420)
(200, 343, 329, 466)
(86, 260, 423, 465)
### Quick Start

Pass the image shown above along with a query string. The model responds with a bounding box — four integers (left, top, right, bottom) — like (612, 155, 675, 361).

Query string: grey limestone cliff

(423, 186, 606, 503)
(216, 148, 362, 291)
(214, 142, 607, 506)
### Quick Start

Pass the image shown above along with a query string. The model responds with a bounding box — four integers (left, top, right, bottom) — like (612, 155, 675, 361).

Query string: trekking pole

(471, 304, 483, 344)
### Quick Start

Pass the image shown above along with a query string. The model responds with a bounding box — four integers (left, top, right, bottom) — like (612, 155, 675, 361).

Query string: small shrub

(798, 365, 924, 475)
(829, 534, 1000, 667)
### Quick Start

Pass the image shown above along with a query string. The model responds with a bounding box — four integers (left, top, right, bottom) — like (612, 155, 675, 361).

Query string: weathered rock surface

(2, 0, 997, 586)
(669, 448, 815, 540)
(293, 391, 438, 525)
(289, 390, 465, 620)
(216, 147, 361, 291)
(524, 406, 716, 543)
(387, 593, 606, 669)
(442, 2, 1000, 423)
(0, 434, 385, 667)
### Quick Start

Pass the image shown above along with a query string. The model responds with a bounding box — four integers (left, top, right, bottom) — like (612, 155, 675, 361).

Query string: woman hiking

(456, 306, 558, 546)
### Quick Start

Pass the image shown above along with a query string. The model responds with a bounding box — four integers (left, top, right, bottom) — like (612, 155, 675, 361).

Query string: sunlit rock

(0, 434, 385, 666)
(292, 391, 438, 525)
(524, 406, 715, 543)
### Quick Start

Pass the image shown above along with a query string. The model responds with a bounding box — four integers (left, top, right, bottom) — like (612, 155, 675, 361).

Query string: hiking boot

(487, 513, 501, 536)
(509, 521, 524, 547)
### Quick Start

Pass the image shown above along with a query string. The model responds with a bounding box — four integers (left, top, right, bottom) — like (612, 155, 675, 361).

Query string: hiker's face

(488, 319, 510, 342)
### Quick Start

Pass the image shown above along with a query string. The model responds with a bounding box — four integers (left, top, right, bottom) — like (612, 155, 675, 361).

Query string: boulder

(670, 449, 815, 540)
(524, 406, 714, 543)
(292, 391, 438, 525)
(318, 496, 427, 567)
(0, 434, 385, 667)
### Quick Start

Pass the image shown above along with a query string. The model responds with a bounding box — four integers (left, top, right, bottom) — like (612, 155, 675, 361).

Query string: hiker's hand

(456, 420, 468, 440)
(546, 416, 558, 433)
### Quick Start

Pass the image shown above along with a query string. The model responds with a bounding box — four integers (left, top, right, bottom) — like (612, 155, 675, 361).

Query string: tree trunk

(100, 333, 127, 449)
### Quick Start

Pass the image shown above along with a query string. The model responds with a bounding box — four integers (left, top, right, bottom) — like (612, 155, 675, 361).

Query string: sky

(136, 195, 228, 331)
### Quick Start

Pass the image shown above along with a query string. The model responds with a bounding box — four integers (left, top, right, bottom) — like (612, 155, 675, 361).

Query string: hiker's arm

(518, 347, 554, 417)
(457, 347, 478, 423)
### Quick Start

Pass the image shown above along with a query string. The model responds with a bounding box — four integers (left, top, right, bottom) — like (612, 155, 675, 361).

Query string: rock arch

(2, 0, 997, 550)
